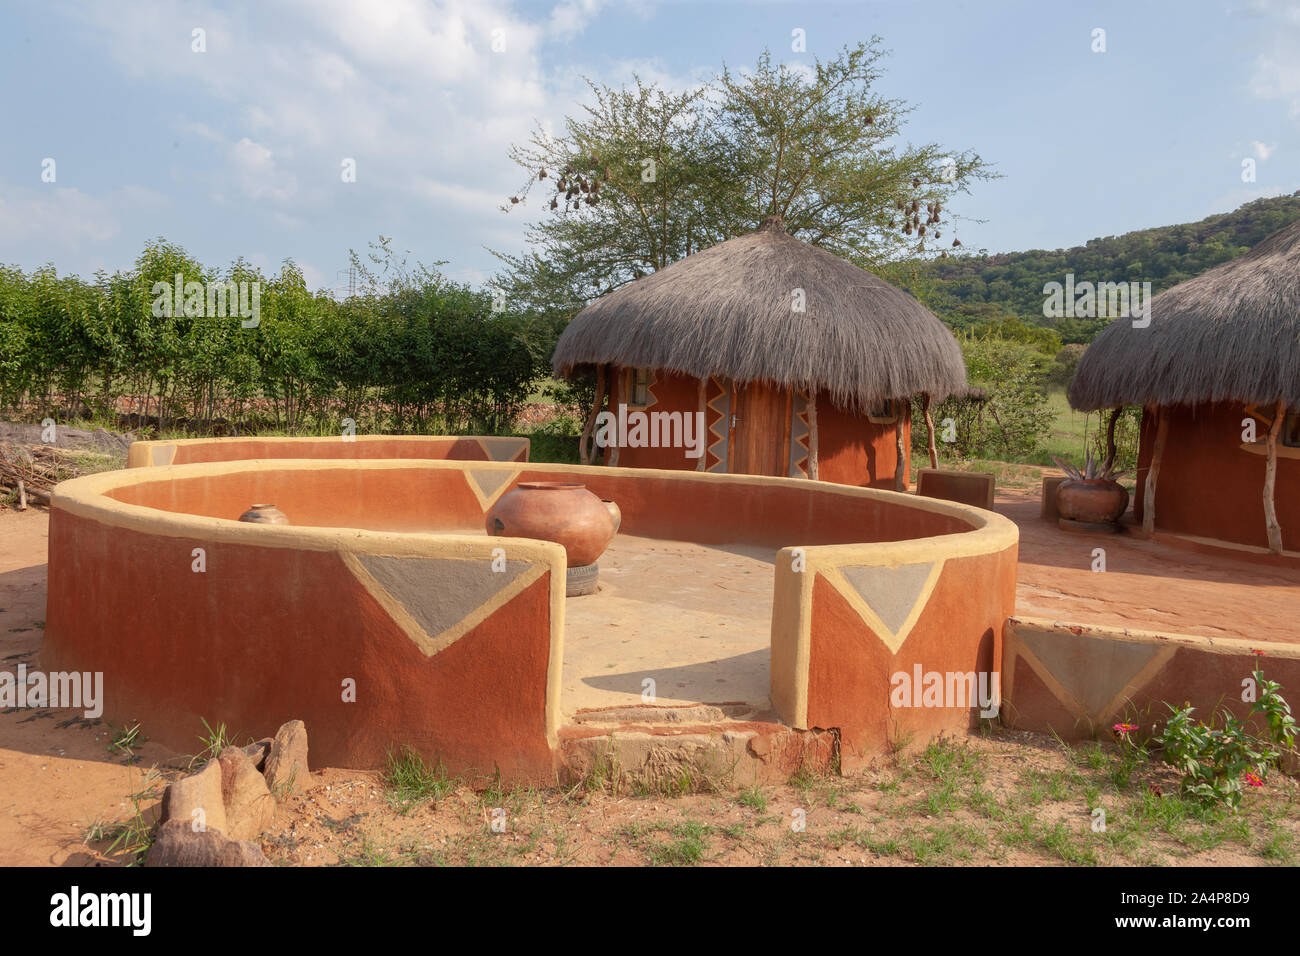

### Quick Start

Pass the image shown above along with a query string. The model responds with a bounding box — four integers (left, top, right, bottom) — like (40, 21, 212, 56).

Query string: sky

(1, 0, 1297, 294)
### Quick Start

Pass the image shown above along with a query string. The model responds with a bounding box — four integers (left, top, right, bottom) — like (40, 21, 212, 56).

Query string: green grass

(381, 747, 456, 811)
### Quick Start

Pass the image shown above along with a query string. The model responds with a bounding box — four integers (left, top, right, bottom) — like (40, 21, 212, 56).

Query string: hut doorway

(728, 382, 792, 476)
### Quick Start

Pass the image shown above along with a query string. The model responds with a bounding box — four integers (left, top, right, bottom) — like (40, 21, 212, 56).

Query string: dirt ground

(3, 497, 1298, 866)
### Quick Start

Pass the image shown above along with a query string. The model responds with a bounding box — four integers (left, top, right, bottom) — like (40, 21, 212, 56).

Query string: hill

(904, 191, 1300, 344)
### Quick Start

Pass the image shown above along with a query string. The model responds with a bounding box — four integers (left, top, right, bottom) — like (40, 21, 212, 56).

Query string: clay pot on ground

(1056, 479, 1129, 525)
(486, 482, 615, 567)
(601, 499, 622, 534)
(238, 504, 288, 525)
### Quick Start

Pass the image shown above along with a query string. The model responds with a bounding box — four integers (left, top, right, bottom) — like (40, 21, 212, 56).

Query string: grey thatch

(1070, 218, 1300, 411)
(551, 216, 968, 409)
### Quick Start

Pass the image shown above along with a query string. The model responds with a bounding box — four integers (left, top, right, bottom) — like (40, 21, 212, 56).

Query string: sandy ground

(2, 489, 1297, 866)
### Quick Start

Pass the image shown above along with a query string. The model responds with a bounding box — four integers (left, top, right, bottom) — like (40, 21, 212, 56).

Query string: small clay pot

(1056, 479, 1129, 525)
(486, 482, 615, 566)
(601, 499, 622, 534)
(238, 503, 289, 525)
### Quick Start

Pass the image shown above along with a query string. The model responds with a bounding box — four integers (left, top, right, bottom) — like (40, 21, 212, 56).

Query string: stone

(161, 759, 227, 836)
(146, 820, 270, 867)
(264, 719, 310, 798)
(243, 738, 273, 770)
(217, 746, 276, 840)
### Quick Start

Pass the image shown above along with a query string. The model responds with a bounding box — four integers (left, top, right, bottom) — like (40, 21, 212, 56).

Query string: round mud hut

(551, 215, 969, 490)
(1069, 218, 1300, 554)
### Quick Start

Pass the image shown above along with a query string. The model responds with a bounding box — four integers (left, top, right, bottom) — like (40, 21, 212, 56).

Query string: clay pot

(486, 482, 615, 566)
(601, 499, 622, 534)
(238, 503, 288, 525)
(1056, 479, 1129, 524)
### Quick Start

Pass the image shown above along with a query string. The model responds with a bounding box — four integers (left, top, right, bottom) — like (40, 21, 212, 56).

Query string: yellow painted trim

(821, 559, 946, 655)
(1239, 441, 1300, 461)
(1009, 615, 1300, 659)
(127, 434, 530, 467)
(463, 467, 522, 511)
(1098, 646, 1177, 724)
(339, 551, 547, 659)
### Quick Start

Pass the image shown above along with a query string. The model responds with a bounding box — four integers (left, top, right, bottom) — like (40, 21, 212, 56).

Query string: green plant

(382, 746, 455, 810)
(1148, 662, 1296, 809)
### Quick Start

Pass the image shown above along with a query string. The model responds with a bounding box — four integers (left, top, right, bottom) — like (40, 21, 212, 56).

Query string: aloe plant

(1051, 449, 1124, 482)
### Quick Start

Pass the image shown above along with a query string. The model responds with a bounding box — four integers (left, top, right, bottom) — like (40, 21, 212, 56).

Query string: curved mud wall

(46, 456, 1017, 778)
(127, 434, 529, 469)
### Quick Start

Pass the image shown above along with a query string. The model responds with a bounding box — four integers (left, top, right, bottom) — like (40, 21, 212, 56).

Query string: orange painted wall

(603, 367, 908, 487)
(105, 462, 971, 548)
(602, 370, 706, 471)
(42, 510, 556, 777)
(1135, 402, 1300, 549)
(806, 546, 1017, 769)
(814, 394, 909, 490)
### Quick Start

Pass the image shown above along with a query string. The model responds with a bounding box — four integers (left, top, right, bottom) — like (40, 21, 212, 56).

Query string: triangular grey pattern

(839, 562, 935, 634)
(151, 444, 176, 466)
(1018, 628, 1164, 719)
(355, 554, 530, 641)
(478, 437, 526, 461)
(467, 469, 515, 503)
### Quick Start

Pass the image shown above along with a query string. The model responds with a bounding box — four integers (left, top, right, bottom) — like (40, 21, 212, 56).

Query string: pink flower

(1113, 722, 1138, 736)
(1244, 772, 1263, 788)
(1251, 649, 1265, 657)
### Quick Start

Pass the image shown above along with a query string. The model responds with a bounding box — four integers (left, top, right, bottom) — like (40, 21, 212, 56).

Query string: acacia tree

(495, 39, 993, 307)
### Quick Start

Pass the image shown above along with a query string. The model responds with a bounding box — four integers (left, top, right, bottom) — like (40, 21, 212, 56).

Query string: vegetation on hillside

(908, 192, 1300, 344)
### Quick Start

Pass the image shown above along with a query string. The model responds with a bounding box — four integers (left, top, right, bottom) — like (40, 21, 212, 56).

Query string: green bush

(0, 239, 552, 436)
(915, 333, 1054, 462)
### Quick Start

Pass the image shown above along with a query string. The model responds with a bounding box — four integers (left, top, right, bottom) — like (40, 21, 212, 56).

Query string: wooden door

(728, 382, 792, 476)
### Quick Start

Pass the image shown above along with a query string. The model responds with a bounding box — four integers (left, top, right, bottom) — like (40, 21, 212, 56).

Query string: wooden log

(922, 393, 938, 470)
(1264, 399, 1286, 555)
(16, 479, 27, 511)
(578, 365, 608, 466)
(806, 387, 819, 480)
(608, 368, 623, 467)
(1142, 406, 1169, 536)
(895, 400, 907, 492)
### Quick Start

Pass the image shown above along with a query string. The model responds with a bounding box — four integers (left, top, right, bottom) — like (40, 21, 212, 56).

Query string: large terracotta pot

(1056, 479, 1129, 524)
(486, 482, 616, 566)
(238, 503, 288, 525)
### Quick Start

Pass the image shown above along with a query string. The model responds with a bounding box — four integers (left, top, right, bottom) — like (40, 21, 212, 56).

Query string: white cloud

(231, 138, 298, 202)
(0, 186, 166, 252)
(1252, 140, 1276, 160)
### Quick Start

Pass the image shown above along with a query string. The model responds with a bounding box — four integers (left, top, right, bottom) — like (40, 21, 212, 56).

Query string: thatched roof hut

(552, 216, 967, 411)
(1068, 218, 1300, 554)
(1069, 219, 1300, 411)
(551, 216, 969, 490)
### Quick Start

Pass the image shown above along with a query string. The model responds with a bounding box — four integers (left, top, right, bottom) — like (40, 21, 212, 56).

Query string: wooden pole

(895, 400, 907, 492)
(922, 394, 938, 469)
(697, 378, 707, 472)
(806, 387, 820, 480)
(1142, 405, 1169, 536)
(1103, 407, 1121, 470)
(1264, 399, 1286, 555)
(579, 365, 607, 466)
(608, 368, 623, 467)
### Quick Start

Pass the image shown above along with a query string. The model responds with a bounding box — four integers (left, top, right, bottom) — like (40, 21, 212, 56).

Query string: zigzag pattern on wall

(789, 390, 809, 478)
(706, 378, 730, 473)
(642, 370, 659, 410)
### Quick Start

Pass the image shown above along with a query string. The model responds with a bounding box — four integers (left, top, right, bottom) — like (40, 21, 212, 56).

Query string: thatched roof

(1070, 219, 1300, 411)
(551, 216, 968, 408)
